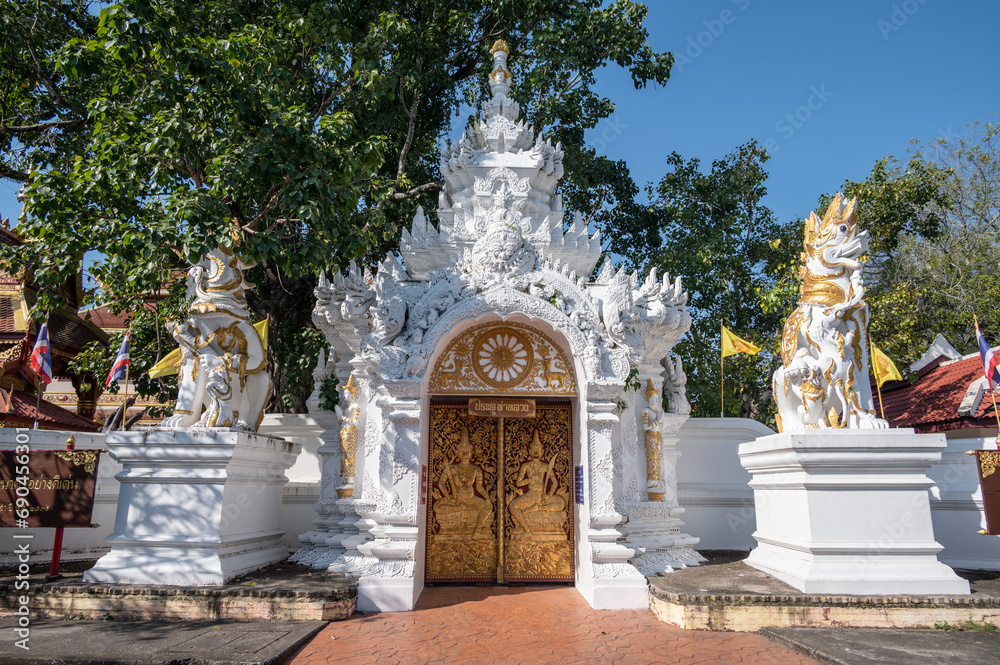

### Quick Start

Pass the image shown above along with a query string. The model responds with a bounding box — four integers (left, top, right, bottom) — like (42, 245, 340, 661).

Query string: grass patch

(933, 620, 998, 632)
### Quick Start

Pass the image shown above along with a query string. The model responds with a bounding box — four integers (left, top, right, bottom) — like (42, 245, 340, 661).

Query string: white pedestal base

(358, 576, 421, 612)
(579, 577, 649, 610)
(85, 428, 300, 586)
(739, 429, 969, 595)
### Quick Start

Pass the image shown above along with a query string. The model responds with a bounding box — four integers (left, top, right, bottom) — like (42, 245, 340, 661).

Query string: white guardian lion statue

(161, 246, 270, 431)
(773, 194, 888, 433)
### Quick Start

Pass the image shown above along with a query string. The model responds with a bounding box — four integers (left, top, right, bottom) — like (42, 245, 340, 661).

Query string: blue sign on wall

(574, 465, 584, 505)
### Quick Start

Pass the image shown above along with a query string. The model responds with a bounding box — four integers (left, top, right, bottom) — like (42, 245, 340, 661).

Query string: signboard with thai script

(0, 449, 102, 528)
(971, 450, 1000, 535)
(468, 397, 536, 418)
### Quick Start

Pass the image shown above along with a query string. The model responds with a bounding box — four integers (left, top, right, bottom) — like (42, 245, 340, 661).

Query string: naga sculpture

(161, 246, 270, 431)
(773, 194, 888, 432)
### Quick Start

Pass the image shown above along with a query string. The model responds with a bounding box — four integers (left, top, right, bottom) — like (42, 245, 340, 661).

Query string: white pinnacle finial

(489, 39, 512, 98)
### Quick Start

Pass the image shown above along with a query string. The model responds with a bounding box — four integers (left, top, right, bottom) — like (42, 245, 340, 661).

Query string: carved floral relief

(428, 322, 577, 396)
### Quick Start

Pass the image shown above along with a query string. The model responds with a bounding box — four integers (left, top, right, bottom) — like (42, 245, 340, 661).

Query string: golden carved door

(426, 402, 574, 584)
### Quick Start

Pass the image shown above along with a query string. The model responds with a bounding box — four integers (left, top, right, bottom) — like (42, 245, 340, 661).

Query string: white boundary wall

(928, 428, 1000, 571)
(0, 416, 324, 565)
(4, 417, 998, 571)
(675, 418, 769, 551)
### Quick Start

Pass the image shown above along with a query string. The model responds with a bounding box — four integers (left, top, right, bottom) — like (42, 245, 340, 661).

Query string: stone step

(0, 562, 356, 623)
(648, 554, 1000, 632)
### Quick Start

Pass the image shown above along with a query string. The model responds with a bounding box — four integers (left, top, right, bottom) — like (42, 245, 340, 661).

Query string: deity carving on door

(426, 402, 574, 583)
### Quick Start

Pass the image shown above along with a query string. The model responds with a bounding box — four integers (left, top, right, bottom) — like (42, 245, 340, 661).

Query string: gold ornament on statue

(336, 374, 360, 499)
(643, 379, 665, 501)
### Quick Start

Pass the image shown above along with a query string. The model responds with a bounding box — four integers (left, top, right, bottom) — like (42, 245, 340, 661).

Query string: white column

(356, 391, 422, 612)
(579, 396, 648, 610)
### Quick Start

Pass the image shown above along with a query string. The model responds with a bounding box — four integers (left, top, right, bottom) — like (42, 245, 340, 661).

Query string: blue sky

(588, 0, 1000, 224)
(2, 0, 997, 231)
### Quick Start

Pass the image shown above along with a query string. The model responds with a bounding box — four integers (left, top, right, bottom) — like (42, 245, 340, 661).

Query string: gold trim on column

(979, 451, 1000, 479)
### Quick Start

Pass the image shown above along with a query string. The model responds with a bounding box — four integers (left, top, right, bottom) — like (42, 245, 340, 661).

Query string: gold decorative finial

(344, 374, 357, 400)
(645, 379, 658, 402)
(491, 39, 509, 55)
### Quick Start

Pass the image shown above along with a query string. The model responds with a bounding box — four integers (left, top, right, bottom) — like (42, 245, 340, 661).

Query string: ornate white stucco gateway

(291, 42, 702, 611)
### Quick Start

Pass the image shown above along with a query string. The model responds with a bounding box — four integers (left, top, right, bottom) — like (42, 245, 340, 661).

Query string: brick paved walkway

(285, 586, 820, 664)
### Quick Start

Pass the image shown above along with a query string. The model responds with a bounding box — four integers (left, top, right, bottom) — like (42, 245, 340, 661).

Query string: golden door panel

(425, 402, 574, 584)
(501, 405, 574, 582)
(426, 404, 498, 582)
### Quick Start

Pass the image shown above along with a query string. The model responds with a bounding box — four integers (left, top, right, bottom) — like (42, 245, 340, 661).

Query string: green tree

(816, 153, 953, 365)
(608, 140, 794, 422)
(880, 121, 1000, 357)
(1, 0, 672, 412)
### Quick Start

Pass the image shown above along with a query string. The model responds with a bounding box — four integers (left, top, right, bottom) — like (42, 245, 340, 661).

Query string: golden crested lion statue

(773, 194, 888, 433)
(161, 246, 271, 431)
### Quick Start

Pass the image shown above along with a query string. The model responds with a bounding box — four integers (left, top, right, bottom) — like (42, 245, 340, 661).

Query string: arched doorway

(424, 321, 578, 584)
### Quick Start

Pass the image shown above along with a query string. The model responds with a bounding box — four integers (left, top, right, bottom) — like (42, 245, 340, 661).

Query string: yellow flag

(146, 319, 268, 380)
(148, 348, 182, 378)
(871, 342, 903, 387)
(253, 318, 268, 352)
(721, 325, 761, 358)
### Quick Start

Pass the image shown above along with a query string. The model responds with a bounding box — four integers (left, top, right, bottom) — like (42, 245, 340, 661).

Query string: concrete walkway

(3, 585, 998, 664)
(0, 618, 326, 664)
(286, 586, 820, 665)
(764, 627, 1000, 665)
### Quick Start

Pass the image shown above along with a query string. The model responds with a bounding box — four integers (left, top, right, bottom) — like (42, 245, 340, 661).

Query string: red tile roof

(0, 387, 100, 432)
(80, 305, 132, 330)
(880, 354, 997, 433)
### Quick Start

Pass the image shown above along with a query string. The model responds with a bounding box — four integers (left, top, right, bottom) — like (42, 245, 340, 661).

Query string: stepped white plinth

(85, 428, 300, 586)
(738, 429, 970, 595)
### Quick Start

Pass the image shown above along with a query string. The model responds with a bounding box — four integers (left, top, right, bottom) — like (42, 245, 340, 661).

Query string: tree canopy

(1, 0, 672, 413)
(861, 121, 1000, 361)
(607, 140, 790, 421)
(9, 1, 991, 428)
(608, 132, 968, 424)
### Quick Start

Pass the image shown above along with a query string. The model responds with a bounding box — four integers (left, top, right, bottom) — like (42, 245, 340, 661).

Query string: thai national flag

(106, 333, 130, 388)
(976, 321, 1000, 388)
(29, 323, 52, 386)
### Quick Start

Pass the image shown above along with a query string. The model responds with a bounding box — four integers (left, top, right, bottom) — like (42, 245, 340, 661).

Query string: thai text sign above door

(468, 397, 536, 418)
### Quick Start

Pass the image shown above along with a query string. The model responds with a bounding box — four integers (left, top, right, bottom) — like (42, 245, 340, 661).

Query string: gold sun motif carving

(473, 328, 533, 389)
(428, 322, 576, 396)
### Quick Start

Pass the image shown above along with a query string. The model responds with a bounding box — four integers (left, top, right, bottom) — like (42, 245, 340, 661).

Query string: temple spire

(484, 39, 519, 121)
(489, 39, 512, 97)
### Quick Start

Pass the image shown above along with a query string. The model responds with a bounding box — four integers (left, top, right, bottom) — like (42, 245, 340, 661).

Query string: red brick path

(285, 586, 819, 664)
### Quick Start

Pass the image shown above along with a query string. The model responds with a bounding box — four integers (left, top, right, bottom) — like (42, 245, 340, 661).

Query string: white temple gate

(291, 41, 702, 611)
